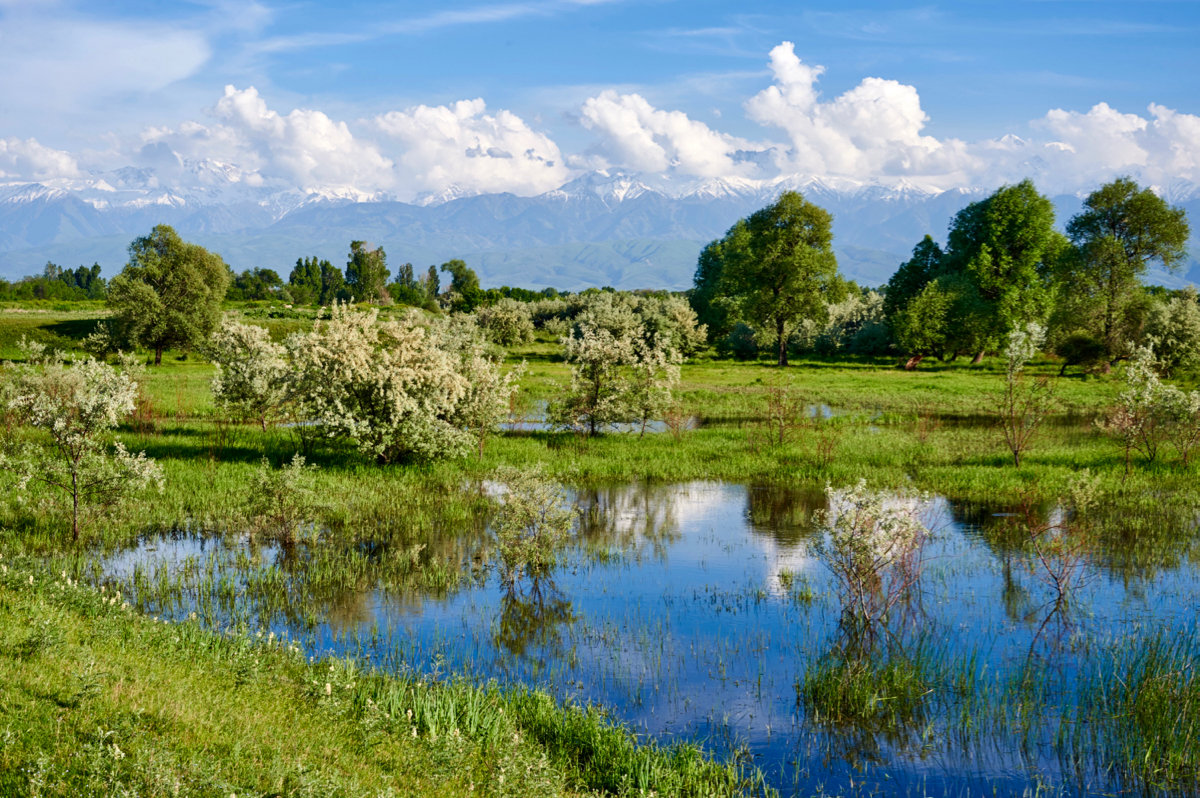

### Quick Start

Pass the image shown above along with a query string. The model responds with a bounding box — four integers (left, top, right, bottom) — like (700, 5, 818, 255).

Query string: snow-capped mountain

(1, 169, 1197, 291)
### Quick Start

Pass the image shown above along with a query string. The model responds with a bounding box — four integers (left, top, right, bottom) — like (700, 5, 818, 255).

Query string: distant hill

(2, 171, 1197, 291)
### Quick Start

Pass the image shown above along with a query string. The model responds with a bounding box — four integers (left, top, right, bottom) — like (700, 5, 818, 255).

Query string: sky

(1, 0, 1199, 200)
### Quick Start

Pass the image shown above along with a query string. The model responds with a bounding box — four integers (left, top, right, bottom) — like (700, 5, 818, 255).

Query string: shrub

(207, 319, 289, 430)
(0, 341, 163, 540)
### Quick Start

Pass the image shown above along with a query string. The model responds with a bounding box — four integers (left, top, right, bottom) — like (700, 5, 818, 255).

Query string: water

(103, 481, 1200, 796)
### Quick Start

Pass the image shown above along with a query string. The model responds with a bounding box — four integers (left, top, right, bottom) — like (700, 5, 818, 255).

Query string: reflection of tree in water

(745, 483, 825, 546)
(573, 483, 683, 562)
(956, 493, 1200, 590)
(493, 577, 575, 665)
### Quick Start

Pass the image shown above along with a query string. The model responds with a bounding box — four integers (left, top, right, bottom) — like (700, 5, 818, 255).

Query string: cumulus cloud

(0, 138, 81, 181)
(744, 41, 974, 186)
(1009, 101, 1200, 191)
(141, 86, 395, 194)
(578, 90, 756, 178)
(373, 98, 569, 197)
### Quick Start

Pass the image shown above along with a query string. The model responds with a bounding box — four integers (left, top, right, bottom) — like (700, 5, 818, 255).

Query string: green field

(1, 304, 1196, 796)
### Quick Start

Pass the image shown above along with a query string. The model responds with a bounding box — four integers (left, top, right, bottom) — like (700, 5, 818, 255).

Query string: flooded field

(103, 482, 1200, 796)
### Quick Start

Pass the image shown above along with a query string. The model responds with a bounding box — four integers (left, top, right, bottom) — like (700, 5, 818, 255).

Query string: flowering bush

(0, 340, 163, 540)
(816, 480, 929, 636)
(491, 465, 576, 584)
(476, 298, 535, 346)
(207, 319, 289, 430)
(284, 303, 472, 463)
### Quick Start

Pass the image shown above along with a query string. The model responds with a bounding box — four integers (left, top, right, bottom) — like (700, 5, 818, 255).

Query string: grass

(0, 555, 769, 797)
(3, 304, 1200, 795)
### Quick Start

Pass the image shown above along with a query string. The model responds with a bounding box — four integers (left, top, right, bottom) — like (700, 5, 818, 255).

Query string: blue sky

(2, 0, 1198, 198)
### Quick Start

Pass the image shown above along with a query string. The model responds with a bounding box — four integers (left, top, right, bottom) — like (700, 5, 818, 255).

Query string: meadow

(2, 302, 1198, 796)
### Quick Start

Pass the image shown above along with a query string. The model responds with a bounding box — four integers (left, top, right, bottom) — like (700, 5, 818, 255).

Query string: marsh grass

(0, 555, 768, 797)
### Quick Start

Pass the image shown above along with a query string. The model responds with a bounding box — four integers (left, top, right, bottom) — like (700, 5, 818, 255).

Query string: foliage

(1143, 288, 1200, 377)
(0, 341, 163, 540)
(227, 267, 284, 302)
(345, 241, 390, 304)
(1097, 346, 1176, 472)
(206, 319, 290, 431)
(816, 480, 929, 639)
(476, 297, 535, 345)
(0, 262, 105, 301)
(625, 339, 682, 437)
(491, 466, 576, 584)
(997, 322, 1053, 467)
(550, 322, 635, 435)
(942, 180, 1064, 357)
(246, 454, 320, 542)
(440, 259, 483, 313)
(107, 225, 230, 364)
(283, 304, 474, 463)
(1063, 177, 1191, 360)
(434, 315, 525, 458)
(698, 191, 844, 366)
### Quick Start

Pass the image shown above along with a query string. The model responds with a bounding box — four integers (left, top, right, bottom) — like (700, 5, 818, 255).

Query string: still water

(104, 482, 1200, 796)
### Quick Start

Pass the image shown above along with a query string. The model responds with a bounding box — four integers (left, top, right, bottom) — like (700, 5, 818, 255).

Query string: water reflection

(494, 577, 576, 666)
(103, 480, 1200, 797)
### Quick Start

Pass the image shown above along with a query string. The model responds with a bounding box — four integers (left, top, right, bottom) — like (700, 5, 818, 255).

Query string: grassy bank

(0, 556, 768, 797)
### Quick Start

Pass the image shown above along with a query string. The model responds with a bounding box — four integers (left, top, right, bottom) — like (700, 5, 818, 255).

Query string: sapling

(996, 322, 1053, 467)
(0, 340, 163, 541)
(816, 480, 929, 641)
(491, 466, 576, 585)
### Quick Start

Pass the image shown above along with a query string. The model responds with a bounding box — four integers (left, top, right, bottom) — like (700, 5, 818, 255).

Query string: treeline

(0, 262, 106, 301)
(228, 243, 562, 310)
(693, 177, 1194, 372)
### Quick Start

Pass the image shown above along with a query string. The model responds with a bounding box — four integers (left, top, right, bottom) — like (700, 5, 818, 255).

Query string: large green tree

(107, 225, 230, 365)
(441, 259, 483, 313)
(345, 241, 390, 303)
(1062, 177, 1191, 361)
(698, 191, 844, 366)
(943, 180, 1065, 361)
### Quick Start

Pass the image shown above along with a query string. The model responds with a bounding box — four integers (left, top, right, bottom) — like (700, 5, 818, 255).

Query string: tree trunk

(154, 346, 163, 366)
(904, 354, 925, 371)
(776, 319, 788, 367)
(71, 469, 79, 542)
(971, 350, 985, 365)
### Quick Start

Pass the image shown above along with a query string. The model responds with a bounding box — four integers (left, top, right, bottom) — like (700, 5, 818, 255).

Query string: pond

(102, 481, 1200, 796)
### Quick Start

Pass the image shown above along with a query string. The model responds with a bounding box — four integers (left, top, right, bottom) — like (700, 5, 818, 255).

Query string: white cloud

(744, 41, 975, 186)
(578, 90, 756, 178)
(141, 86, 395, 194)
(373, 98, 568, 197)
(0, 137, 81, 181)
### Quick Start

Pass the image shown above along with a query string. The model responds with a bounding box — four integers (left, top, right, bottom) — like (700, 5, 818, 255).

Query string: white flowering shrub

(1144, 289, 1200, 377)
(476, 298, 535, 346)
(432, 314, 525, 458)
(997, 322, 1053, 467)
(0, 340, 164, 540)
(207, 319, 289, 430)
(492, 465, 576, 584)
(1101, 345, 1200, 470)
(626, 339, 681, 437)
(284, 303, 473, 463)
(549, 323, 636, 435)
(816, 480, 929, 635)
(246, 454, 320, 542)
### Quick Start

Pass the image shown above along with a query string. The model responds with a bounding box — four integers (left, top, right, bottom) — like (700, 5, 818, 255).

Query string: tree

(0, 341, 163, 541)
(883, 235, 944, 322)
(284, 304, 474, 464)
(996, 323, 1053, 467)
(1064, 177, 1191, 361)
(698, 191, 844, 366)
(942, 180, 1064, 361)
(207, 320, 290, 431)
(319, 260, 347, 306)
(440, 259, 483, 313)
(345, 241, 390, 303)
(107, 225, 230, 365)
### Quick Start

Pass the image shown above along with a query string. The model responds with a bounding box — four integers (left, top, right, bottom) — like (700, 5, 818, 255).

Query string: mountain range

(2, 166, 1198, 291)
